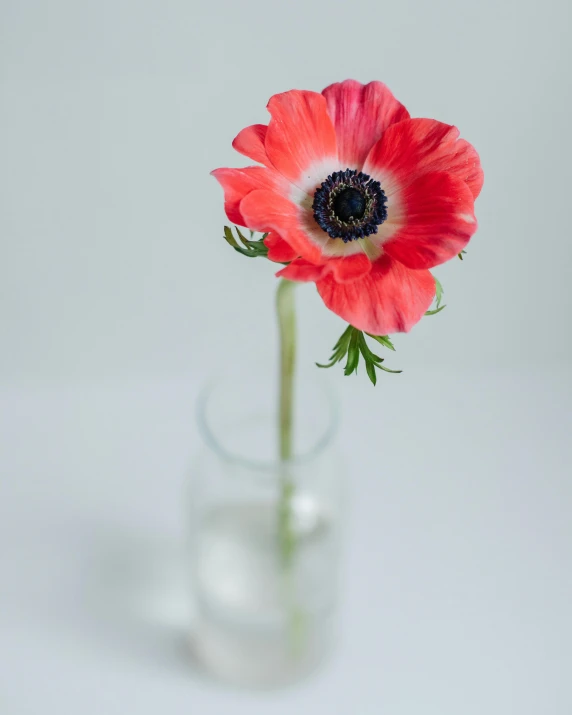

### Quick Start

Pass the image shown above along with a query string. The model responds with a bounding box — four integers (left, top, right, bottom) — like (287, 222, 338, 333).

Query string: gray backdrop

(1, 0, 571, 713)
(2, 0, 571, 380)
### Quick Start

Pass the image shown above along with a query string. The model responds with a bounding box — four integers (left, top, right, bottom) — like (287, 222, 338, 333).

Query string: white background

(1, 0, 571, 712)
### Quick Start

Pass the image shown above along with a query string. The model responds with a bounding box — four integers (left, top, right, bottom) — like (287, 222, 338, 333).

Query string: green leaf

(358, 332, 402, 382)
(366, 334, 395, 351)
(424, 275, 446, 315)
(336, 324, 354, 348)
(223, 225, 270, 259)
(233, 245, 259, 258)
(317, 325, 401, 383)
(235, 227, 250, 247)
(330, 325, 353, 360)
(425, 304, 447, 316)
(316, 347, 346, 369)
(316, 325, 353, 368)
(357, 332, 383, 365)
(377, 364, 403, 374)
(365, 359, 377, 386)
(358, 334, 380, 386)
(458, 250, 467, 260)
(223, 225, 239, 248)
(344, 330, 360, 375)
(434, 276, 444, 309)
(316, 359, 337, 369)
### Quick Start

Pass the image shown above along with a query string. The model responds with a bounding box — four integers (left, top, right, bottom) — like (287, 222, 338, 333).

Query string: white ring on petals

(286, 161, 404, 260)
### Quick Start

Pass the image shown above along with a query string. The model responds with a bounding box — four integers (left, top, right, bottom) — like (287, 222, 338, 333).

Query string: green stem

(276, 279, 296, 566)
(277, 278, 296, 462)
(276, 278, 303, 653)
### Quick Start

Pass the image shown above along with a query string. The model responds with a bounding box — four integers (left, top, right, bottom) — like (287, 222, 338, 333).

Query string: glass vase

(188, 370, 344, 687)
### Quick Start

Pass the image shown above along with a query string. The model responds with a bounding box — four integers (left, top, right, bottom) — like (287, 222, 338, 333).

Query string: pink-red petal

(277, 253, 372, 285)
(364, 118, 483, 198)
(211, 167, 285, 226)
(232, 124, 270, 166)
(264, 90, 338, 188)
(264, 231, 298, 263)
(383, 171, 477, 270)
(329, 253, 372, 283)
(239, 188, 323, 263)
(316, 256, 436, 335)
(322, 79, 409, 169)
(277, 258, 326, 282)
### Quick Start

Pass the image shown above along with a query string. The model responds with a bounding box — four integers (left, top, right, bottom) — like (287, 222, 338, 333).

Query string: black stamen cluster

(312, 169, 388, 242)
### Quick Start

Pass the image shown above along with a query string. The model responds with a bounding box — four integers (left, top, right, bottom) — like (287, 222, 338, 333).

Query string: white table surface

(1, 368, 571, 714)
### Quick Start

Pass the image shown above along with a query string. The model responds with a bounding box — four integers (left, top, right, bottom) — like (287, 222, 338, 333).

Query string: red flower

(212, 80, 483, 335)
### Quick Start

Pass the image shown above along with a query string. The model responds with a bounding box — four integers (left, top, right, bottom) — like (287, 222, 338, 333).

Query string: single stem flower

(211, 80, 483, 650)
(213, 79, 482, 338)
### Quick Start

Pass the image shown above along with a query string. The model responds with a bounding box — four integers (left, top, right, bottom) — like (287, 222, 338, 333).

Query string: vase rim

(196, 371, 339, 472)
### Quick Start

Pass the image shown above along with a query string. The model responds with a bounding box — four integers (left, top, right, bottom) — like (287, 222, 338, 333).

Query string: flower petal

(277, 258, 326, 282)
(316, 256, 435, 335)
(232, 124, 270, 166)
(264, 231, 298, 263)
(211, 167, 285, 226)
(364, 117, 483, 198)
(329, 252, 372, 283)
(264, 90, 338, 191)
(239, 189, 323, 263)
(322, 79, 409, 169)
(383, 171, 477, 269)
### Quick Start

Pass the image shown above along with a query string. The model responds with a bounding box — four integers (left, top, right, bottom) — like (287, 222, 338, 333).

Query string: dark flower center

(312, 169, 388, 242)
(332, 187, 366, 222)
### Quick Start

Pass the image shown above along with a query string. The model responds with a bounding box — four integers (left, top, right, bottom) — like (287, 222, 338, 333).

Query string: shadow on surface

(75, 522, 201, 678)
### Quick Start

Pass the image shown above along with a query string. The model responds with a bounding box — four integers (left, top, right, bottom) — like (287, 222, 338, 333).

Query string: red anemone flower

(212, 80, 483, 335)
